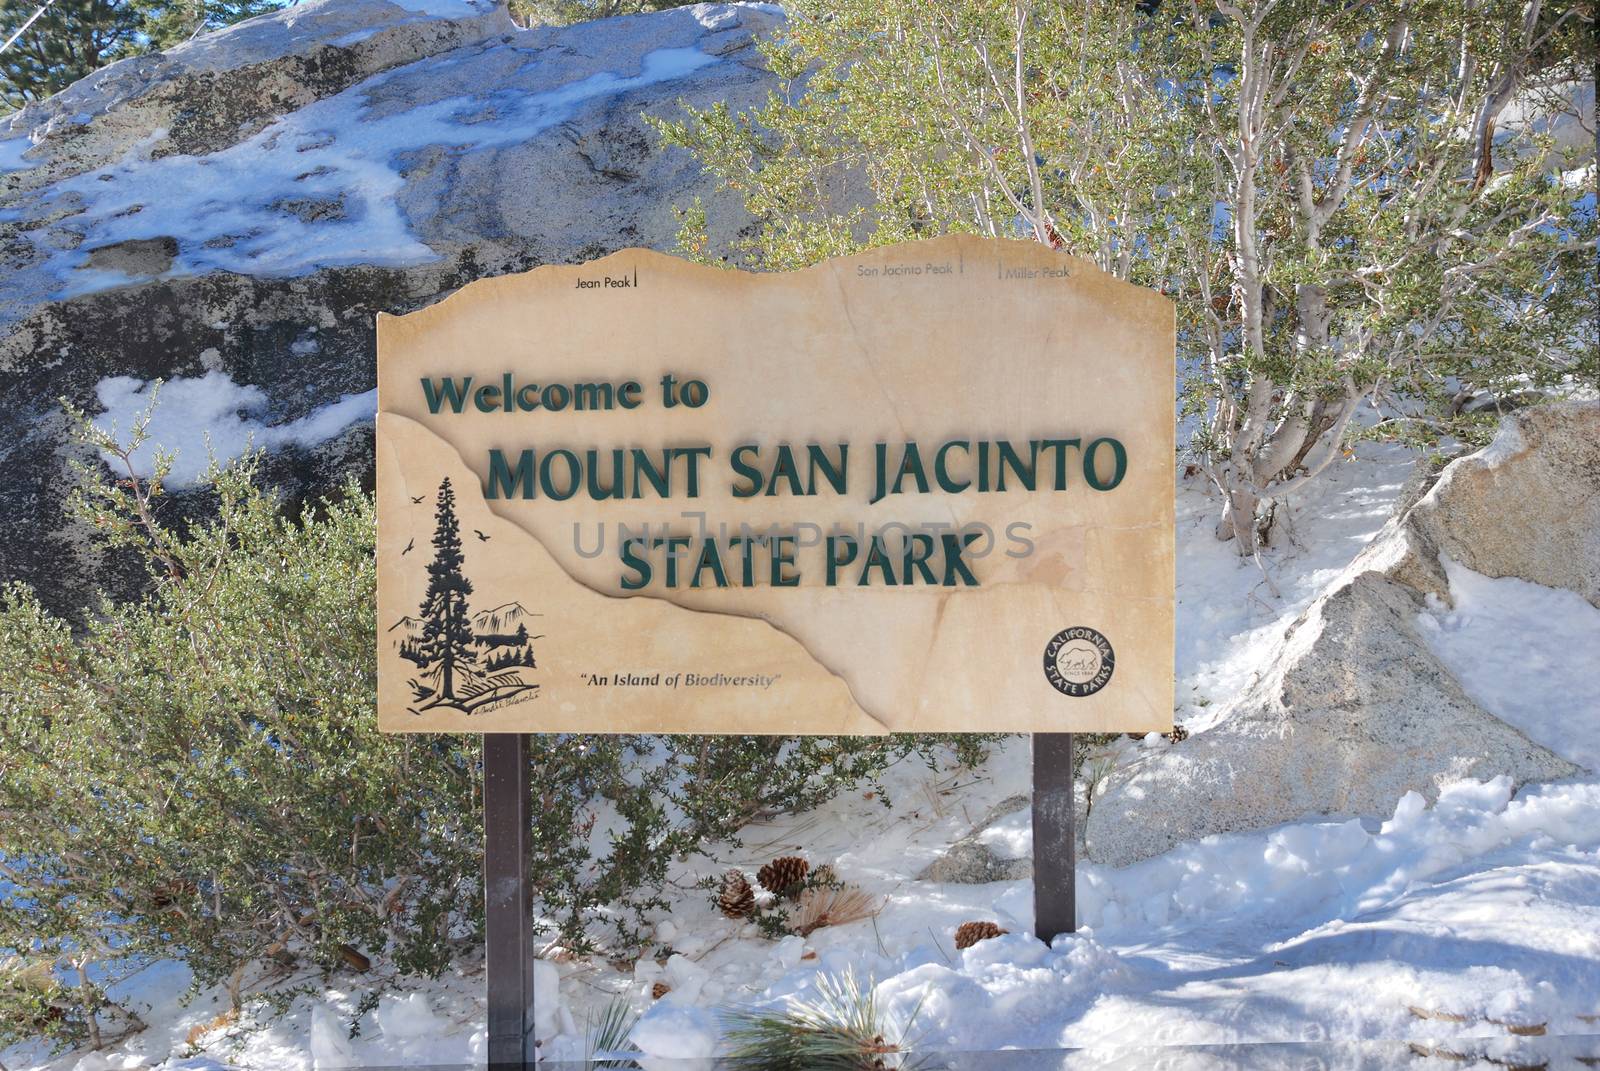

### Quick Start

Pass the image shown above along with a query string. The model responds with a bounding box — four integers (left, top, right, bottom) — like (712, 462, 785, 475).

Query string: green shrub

(0, 423, 481, 1048)
(0, 407, 997, 1049)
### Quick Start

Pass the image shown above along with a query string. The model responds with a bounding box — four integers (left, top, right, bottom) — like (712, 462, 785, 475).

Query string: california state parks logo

(1043, 626, 1114, 697)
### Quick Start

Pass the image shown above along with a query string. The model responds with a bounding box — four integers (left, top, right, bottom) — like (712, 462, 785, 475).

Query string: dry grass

(0, 956, 56, 993)
(792, 883, 882, 937)
(185, 1009, 238, 1047)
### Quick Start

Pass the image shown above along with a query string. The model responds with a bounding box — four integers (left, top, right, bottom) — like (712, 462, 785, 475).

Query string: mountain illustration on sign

(389, 477, 539, 714)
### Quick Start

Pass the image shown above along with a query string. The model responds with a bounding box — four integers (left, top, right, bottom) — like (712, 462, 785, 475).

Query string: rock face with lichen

(1083, 403, 1598, 868)
(0, 0, 780, 613)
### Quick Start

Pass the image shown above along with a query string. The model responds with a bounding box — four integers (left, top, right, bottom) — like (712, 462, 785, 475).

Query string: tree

(1169, 0, 1595, 560)
(417, 477, 476, 702)
(1, 0, 141, 109)
(1, 0, 279, 112)
(135, 0, 279, 50)
(654, 0, 1596, 564)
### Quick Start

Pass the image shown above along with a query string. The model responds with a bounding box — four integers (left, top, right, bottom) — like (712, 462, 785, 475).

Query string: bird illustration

(474, 529, 491, 542)
(410, 495, 425, 504)
(401, 538, 414, 555)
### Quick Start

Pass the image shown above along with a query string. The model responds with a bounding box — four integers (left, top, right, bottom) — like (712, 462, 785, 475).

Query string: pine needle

(722, 969, 918, 1070)
(792, 883, 883, 937)
(585, 994, 640, 1068)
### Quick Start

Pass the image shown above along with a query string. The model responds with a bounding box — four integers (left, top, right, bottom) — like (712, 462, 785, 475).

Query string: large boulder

(0, 0, 780, 614)
(1084, 403, 1596, 868)
(0, 1, 513, 194)
(1385, 402, 1600, 607)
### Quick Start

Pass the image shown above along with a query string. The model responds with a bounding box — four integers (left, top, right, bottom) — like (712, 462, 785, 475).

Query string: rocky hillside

(1086, 402, 1600, 865)
(0, 0, 779, 612)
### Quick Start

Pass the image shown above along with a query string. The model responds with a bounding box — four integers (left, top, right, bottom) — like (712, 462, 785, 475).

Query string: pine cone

(757, 856, 810, 900)
(954, 920, 1008, 950)
(651, 981, 671, 1000)
(718, 870, 756, 919)
(1167, 724, 1189, 744)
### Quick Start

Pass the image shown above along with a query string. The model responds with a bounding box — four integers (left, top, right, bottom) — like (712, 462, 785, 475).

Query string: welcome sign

(376, 235, 1173, 734)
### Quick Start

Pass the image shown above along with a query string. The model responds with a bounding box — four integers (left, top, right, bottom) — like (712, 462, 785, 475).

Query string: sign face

(376, 235, 1173, 734)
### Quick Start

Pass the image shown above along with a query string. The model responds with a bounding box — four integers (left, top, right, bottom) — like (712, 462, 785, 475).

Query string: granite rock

(1084, 405, 1595, 868)
(0, 0, 781, 613)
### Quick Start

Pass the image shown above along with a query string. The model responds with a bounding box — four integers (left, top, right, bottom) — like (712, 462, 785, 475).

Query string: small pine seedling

(585, 994, 641, 1068)
(721, 969, 919, 1070)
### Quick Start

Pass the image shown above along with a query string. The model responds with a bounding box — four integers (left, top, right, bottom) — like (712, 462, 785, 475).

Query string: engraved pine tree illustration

(418, 477, 477, 704)
(397, 477, 539, 714)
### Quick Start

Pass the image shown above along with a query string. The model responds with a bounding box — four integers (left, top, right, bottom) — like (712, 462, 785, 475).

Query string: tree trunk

(76, 962, 102, 1050)
(1214, 478, 1262, 554)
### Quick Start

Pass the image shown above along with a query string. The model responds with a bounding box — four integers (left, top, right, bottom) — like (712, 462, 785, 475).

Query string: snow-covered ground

(8, 444, 1600, 1070)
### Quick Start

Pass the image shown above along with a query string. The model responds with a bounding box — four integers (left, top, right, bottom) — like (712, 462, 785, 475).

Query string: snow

(307, 1005, 359, 1069)
(8, 447, 1600, 1070)
(0, 135, 33, 172)
(1420, 558, 1600, 771)
(618, 775, 1600, 1061)
(385, 0, 496, 15)
(33, 45, 720, 297)
(627, 1004, 719, 1060)
(975, 807, 1032, 859)
(690, 2, 783, 29)
(1174, 443, 1415, 730)
(92, 372, 377, 488)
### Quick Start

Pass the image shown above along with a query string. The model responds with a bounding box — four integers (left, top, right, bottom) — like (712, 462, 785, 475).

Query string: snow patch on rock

(94, 372, 377, 487)
(974, 806, 1032, 860)
(1420, 558, 1600, 771)
(38, 46, 718, 296)
(0, 0, 784, 616)
(386, 0, 497, 15)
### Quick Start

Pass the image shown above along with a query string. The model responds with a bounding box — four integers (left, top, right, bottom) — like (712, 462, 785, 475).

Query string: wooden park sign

(377, 234, 1173, 735)
(374, 234, 1174, 1065)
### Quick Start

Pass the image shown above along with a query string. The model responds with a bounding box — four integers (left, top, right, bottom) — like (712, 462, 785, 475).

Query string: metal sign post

(1032, 732, 1077, 942)
(484, 734, 535, 1068)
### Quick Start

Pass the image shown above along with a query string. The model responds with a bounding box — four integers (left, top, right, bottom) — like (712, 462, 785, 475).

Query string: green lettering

(940, 532, 980, 586)
(770, 535, 800, 587)
(539, 449, 580, 501)
(730, 444, 763, 498)
(1084, 437, 1127, 491)
(690, 540, 728, 588)
(996, 440, 1038, 492)
(767, 445, 803, 497)
(903, 534, 938, 584)
(421, 376, 472, 414)
(808, 444, 849, 495)
(826, 534, 858, 586)
(935, 440, 971, 493)
(859, 537, 898, 586)
(620, 539, 651, 590)
(486, 449, 534, 499)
